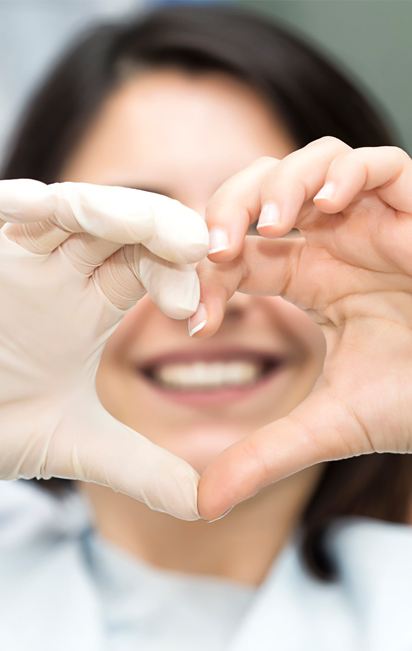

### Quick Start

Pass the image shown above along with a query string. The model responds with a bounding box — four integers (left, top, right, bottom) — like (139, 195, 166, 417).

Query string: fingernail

(188, 302, 207, 337)
(257, 201, 280, 229)
(204, 507, 234, 523)
(314, 182, 335, 201)
(208, 227, 229, 254)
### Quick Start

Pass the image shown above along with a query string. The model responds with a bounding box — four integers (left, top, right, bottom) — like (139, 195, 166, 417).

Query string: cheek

(101, 295, 154, 358)
(261, 297, 326, 402)
(293, 308, 326, 359)
(266, 296, 326, 361)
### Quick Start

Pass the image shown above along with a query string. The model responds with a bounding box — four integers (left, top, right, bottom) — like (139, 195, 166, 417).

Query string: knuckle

(320, 135, 340, 146)
(310, 136, 351, 155)
(318, 135, 343, 148)
(390, 146, 411, 165)
(253, 155, 278, 168)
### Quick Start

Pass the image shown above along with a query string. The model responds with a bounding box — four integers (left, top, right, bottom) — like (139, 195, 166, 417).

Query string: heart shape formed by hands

(1, 139, 412, 524)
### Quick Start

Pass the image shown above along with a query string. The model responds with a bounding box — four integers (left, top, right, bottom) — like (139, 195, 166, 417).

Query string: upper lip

(136, 347, 288, 376)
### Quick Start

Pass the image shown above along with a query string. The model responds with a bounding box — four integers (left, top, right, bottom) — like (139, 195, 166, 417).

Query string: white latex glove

(0, 179, 209, 520)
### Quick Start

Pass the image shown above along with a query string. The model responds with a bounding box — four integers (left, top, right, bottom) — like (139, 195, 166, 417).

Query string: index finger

(56, 183, 210, 265)
(205, 157, 279, 261)
(0, 180, 209, 264)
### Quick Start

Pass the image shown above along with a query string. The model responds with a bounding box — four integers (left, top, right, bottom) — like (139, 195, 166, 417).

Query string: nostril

(225, 291, 251, 316)
(223, 305, 244, 322)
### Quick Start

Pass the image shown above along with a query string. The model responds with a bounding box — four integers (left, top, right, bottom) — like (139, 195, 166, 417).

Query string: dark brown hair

(2, 3, 411, 581)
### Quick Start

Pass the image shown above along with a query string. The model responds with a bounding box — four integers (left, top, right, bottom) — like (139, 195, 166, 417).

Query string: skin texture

(61, 69, 326, 585)
(197, 139, 412, 521)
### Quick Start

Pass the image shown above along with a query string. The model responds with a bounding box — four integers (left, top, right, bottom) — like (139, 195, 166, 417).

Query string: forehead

(61, 68, 295, 200)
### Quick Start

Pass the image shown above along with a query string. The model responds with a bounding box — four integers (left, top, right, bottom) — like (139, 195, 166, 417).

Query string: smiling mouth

(139, 353, 285, 393)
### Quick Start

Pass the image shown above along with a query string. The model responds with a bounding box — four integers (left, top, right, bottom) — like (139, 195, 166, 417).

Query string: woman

(0, 4, 411, 649)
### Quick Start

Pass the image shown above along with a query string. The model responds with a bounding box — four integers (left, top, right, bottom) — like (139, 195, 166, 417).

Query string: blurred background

(0, 0, 411, 165)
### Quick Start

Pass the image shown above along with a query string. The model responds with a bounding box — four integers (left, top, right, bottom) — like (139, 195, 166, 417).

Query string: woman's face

(61, 69, 326, 474)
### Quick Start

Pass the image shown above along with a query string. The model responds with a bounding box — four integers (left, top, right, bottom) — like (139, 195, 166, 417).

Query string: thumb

(197, 387, 369, 521)
(45, 391, 200, 521)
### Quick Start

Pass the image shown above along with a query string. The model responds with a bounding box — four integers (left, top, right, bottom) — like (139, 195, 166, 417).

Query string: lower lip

(141, 366, 286, 406)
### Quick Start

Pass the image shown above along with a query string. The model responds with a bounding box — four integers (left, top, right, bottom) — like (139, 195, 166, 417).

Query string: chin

(163, 423, 248, 474)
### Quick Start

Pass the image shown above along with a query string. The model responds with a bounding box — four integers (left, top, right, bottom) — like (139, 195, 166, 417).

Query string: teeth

(154, 361, 263, 390)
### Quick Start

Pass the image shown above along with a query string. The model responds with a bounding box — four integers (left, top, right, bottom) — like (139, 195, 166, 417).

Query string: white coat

(0, 480, 411, 651)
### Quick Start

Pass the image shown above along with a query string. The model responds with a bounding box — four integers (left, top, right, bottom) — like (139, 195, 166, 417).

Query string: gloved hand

(0, 179, 209, 520)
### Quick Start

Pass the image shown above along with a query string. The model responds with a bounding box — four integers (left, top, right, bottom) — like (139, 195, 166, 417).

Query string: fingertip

(197, 465, 237, 521)
(187, 289, 229, 340)
(207, 248, 238, 263)
(207, 221, 248, 262)
(257, 201, 280, 227)
(188, 302, 207, 337)
(313, 181, 341, 213)
(147, 198, 209, 264)
(313, 199, 341, 215)
(140, 253, 201, 320)
(256, 223, 284, 239)
(208, 227, 229, 255)
(313, 181, 336, 202)
(187, 307, 220, 339)
(207, 229, 241, 262)
(202, 507, 234, 524)
(256, 201, 294, 238)
(0, 179, 57, 224)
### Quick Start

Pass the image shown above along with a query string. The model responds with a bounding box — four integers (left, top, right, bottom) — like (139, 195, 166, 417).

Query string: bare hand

(194, 137, 412, 521)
